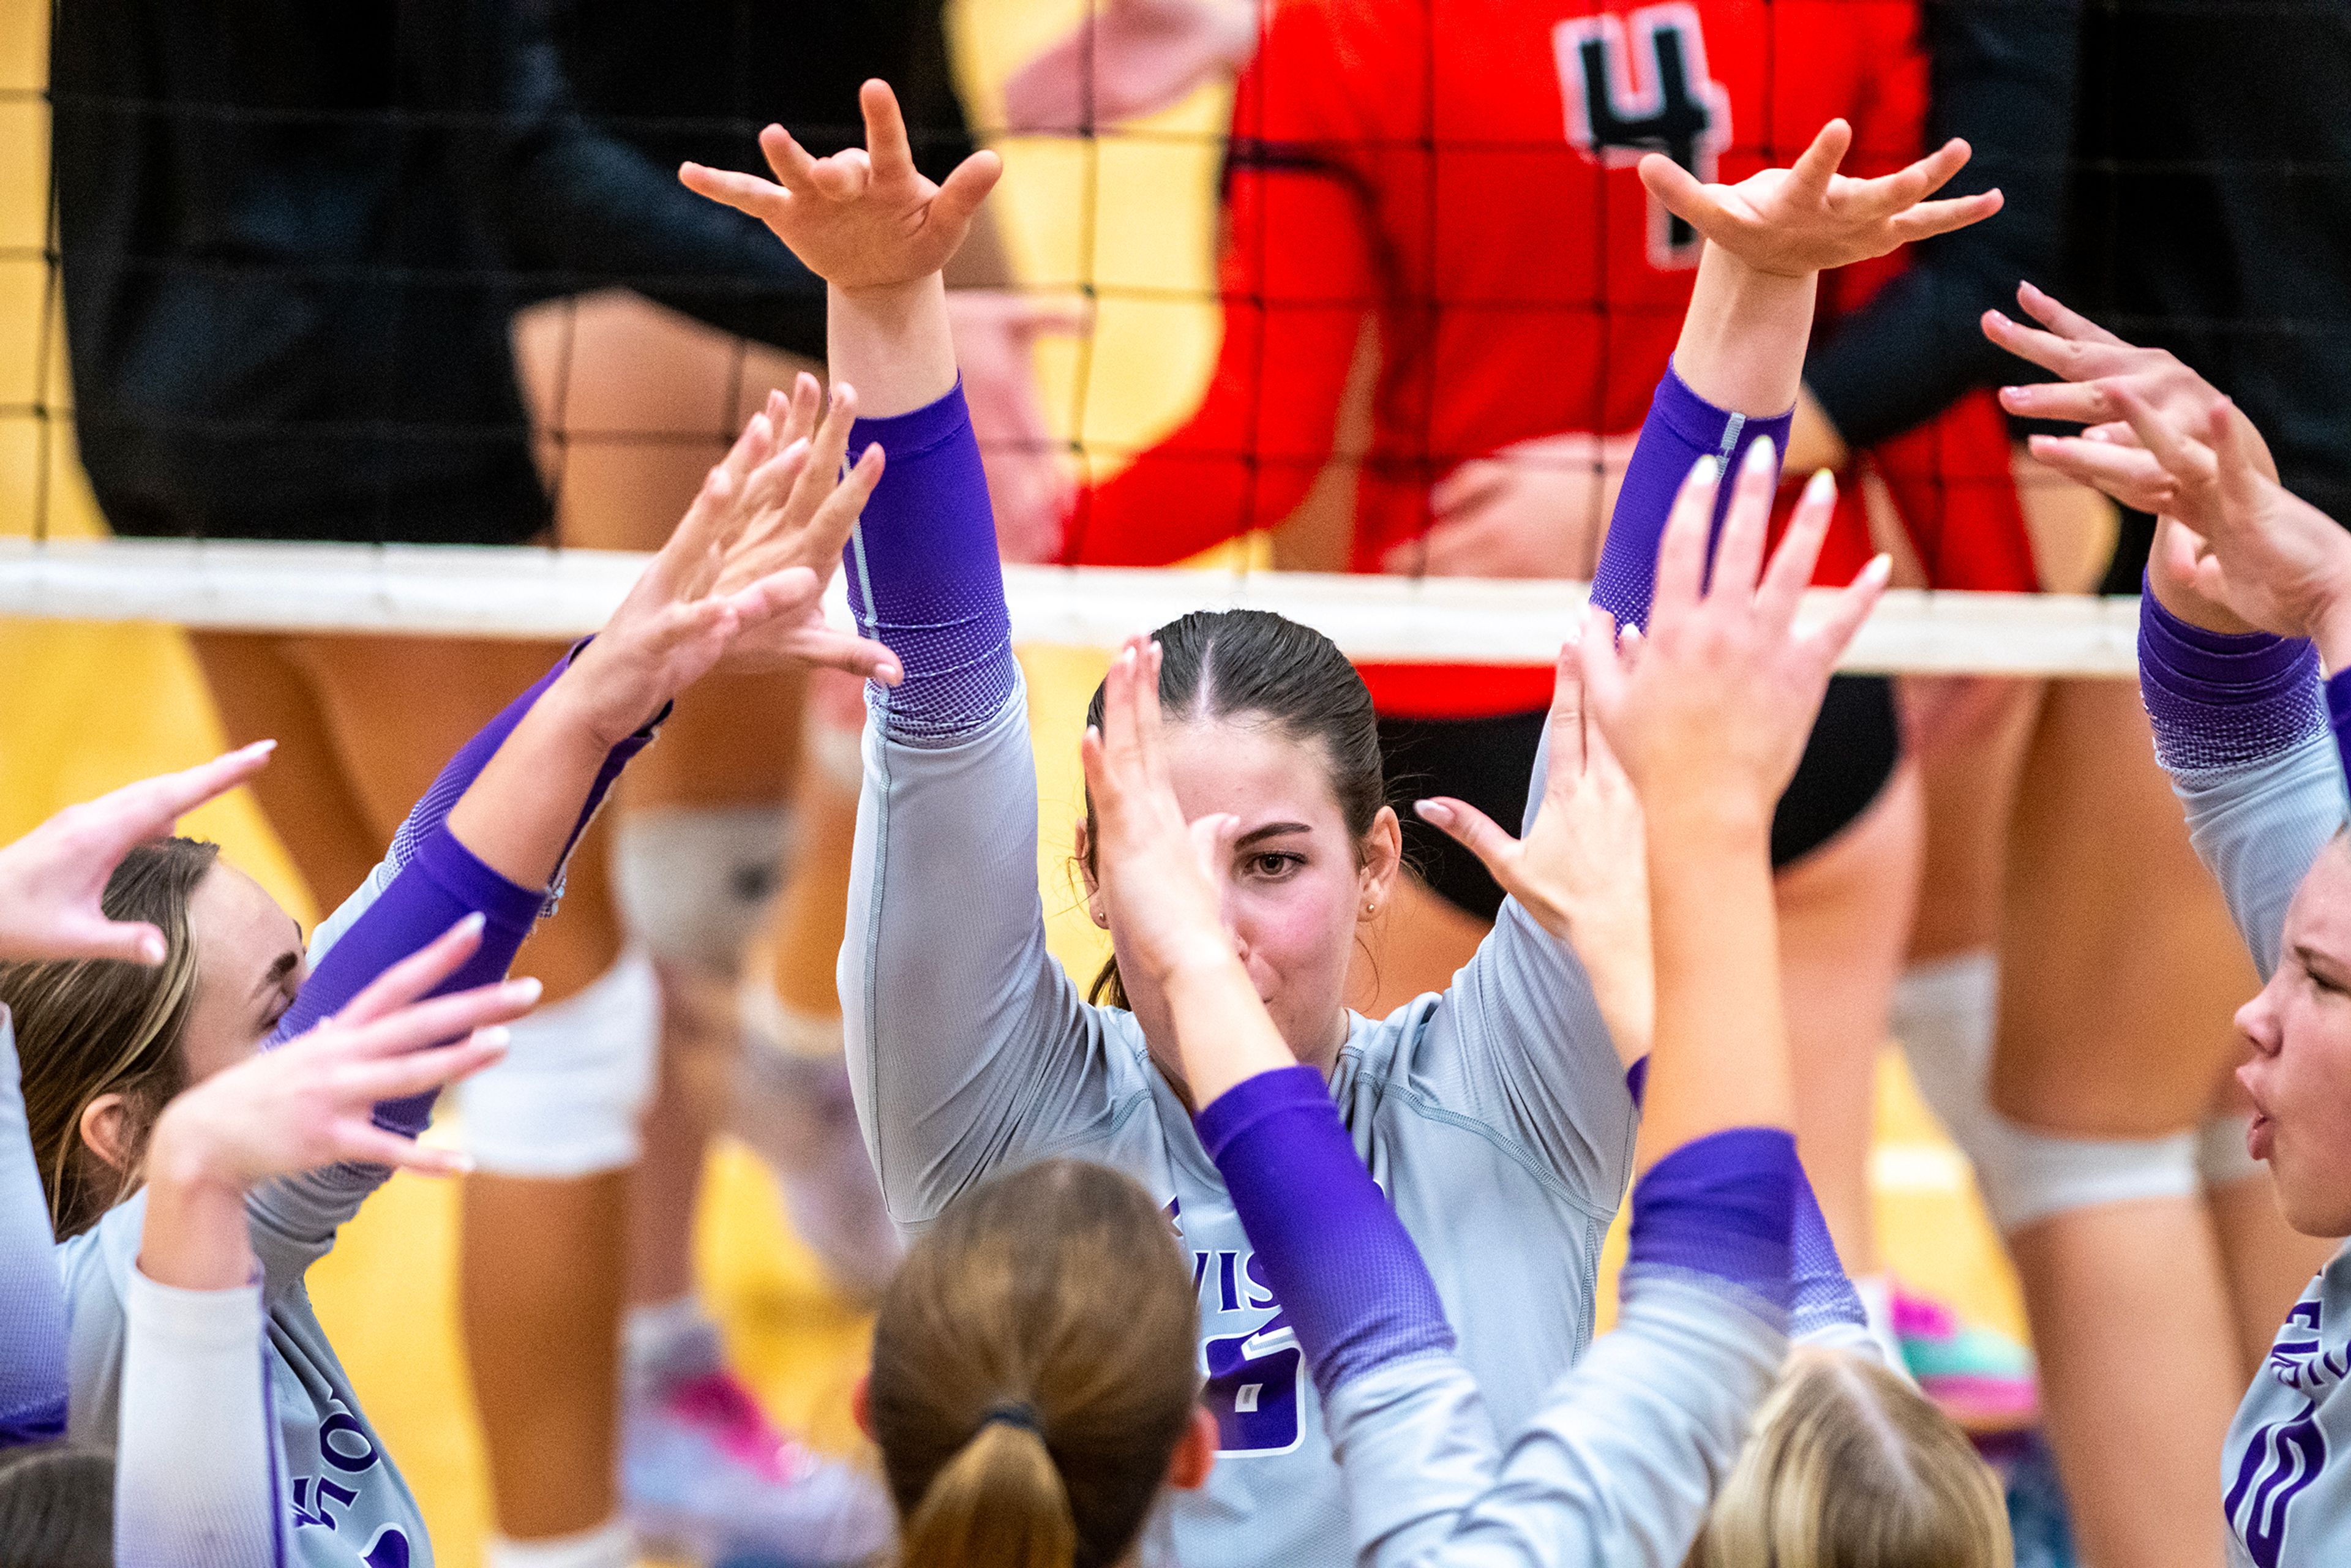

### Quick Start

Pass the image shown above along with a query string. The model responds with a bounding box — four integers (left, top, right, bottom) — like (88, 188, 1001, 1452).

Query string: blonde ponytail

(898, 1417, 1077, 1568)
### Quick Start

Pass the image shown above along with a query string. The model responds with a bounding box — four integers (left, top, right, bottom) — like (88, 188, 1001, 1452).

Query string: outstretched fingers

(678, 161, 792, 225)
(1785, 118, 1854, 204)
(858, 79, 918, 181)
(1757, 470, 1838, 629)
(756, 122, 825, 197)
(334, 975, 542, 1063)
(1709, 437, 1780, 604)
(340, 1028, 513, 1105)
(2110, 383, 2216, 495)
(1799, 553, 1892, 676)
(1887, 189, 2003, 244)
(1545, 639, 1589, 778)
(1414, 796, 1521, 887)
(1649, 456, 1723, 636)
(103, 742, 277, 848)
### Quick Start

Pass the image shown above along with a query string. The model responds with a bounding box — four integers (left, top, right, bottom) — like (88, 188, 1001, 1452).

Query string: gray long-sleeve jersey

(2141, 596, 2351, 1568)
(842, 677, 1638, 1567)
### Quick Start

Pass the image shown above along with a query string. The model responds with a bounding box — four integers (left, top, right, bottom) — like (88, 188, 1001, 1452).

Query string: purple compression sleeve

(2137, 579, 2323, 773)
(1589, 366, 1796, 632)
(841, 381, 1019, 745)
(268, 647, 658, 1136)
(1196, 1065, 1453, 1395)
(2328, 670, 2351, 791)
(1624, 1127, 1798, 1318)
(0, 1021, 66, 1447)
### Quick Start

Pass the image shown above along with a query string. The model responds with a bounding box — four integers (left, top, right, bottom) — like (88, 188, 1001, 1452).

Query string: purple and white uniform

(0, 1011, 69, 1450)
(835, 367, 1777, 1566)
(2138, 590, 2351, 1568)
(1202, 1063, 1801, 1567)
(57, 650, 656, 1568)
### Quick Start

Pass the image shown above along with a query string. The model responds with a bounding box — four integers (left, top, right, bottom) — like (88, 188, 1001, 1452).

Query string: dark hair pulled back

(869, 1158, 1201, 1568)
(1080, 609, 1384, 1008)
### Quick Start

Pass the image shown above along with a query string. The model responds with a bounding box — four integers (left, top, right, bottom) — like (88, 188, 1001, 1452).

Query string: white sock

(486, 1518, 634, 1568)
(1851, 1274, 1914, 1381)
(623, 1296, 721, 1384)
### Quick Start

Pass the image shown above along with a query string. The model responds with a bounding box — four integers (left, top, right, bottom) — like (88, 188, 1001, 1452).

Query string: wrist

(2313, 595, 2351, 676)
(144, 1108, 249, 1208)
(1641, 789, 1775, 849)
(539, 666, 656, 756)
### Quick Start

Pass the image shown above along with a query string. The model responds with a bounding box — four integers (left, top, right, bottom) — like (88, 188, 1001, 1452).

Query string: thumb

(932, 149, 1005, 234)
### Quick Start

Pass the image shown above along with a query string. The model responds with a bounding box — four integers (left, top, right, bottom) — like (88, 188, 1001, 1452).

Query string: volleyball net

(0, 0, 2255, 680)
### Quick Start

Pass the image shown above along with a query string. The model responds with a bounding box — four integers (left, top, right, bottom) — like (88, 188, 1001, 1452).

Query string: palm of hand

(770, 154, 964, 293)
(1711, 167, 1906, 275)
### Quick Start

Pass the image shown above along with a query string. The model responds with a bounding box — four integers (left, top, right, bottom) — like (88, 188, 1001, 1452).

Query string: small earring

(1364, 901, 1378, 917)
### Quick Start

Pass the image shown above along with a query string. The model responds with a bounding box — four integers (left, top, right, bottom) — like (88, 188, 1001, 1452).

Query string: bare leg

(1996, 676, 2252, 1568)
(2011, 1200, 2238, 1568)
(1776, 759, 1925, 1275)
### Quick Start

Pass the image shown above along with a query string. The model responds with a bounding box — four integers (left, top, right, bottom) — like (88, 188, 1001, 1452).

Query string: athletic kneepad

(1894, 951, 2199, 1236)
(456, 948, 660, 1179)
(611, 806, 793, 973)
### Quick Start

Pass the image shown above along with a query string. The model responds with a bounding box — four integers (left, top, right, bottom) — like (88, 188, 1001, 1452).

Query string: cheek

(1231, 867, 1359, 974)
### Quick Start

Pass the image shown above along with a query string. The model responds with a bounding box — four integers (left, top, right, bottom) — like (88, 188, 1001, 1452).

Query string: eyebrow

(251, 948, 301, 1000)
(1234, 822, 1314, 850)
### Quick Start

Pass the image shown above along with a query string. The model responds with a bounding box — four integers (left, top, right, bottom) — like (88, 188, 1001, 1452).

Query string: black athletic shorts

(1379, 673, 1903, 921)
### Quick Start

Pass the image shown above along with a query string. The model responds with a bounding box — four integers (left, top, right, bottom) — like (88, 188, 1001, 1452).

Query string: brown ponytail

(870, 1160, 1201, 1568)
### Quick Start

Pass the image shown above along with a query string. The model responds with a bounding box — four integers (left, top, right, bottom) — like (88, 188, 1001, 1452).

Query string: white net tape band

(0, 537, 2142, 677)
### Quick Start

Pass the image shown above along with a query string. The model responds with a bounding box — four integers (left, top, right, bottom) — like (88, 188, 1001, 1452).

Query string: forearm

(1672, 247, 1816, 421)
(1639, 810, 1790, 1169)
(444, 684, 617, 891)
(115, 1269, 281, 1568)
(830, 279, 959, 419)
(1589, 368, 1795, 632)
(841, 381, 1019, 743)
(137, 1127, 256, 1294)
(1162, 953, 1297, 1108)
(1196, 1066, 1453, 1399)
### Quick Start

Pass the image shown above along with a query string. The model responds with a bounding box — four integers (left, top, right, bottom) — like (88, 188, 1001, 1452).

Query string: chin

(2277, 1169, 2351, 1241)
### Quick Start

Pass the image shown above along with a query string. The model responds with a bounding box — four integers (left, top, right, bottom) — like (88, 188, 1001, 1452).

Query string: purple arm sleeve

(841, 381, 1019, 746)
(1622, 1127, 1798, 1319)
(2328, 670, 2351, 789)
(2138, 581, 2324, 772)
(1196, 1065, 1455, 1395)
(268, 647, 659, 1136)
(1589, 367, 1796, 632)
(0, 1019, 66, 1447)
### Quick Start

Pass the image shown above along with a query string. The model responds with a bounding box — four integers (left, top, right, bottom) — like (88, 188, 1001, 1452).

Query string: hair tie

(980, 1401, 1043, 1436)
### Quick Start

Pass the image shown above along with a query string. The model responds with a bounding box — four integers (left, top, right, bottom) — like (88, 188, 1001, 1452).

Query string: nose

(2237, 983, 2281, 1059)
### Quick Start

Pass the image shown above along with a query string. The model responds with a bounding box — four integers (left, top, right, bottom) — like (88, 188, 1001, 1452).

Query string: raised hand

(1080, 636, 1292, 1101)
(1415, 645, 1651, 1061)
(680, 80, 1002, 294)
(1981, 282, 2280, 528)
(1000, 0, 1260, 135)
(560, 378, 901, 746)
(1581, 441, 1887, 823)
(2123, 397, 2351, 660)
(139, 917, 541, 1289)
(1640, 120, 2000, 280)
(0, 743, 274, 964)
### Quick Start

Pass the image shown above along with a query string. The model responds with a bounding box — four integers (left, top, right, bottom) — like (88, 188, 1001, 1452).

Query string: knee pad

(2198, 1113, 2267, 1191)
(456, 948, 660, 1179)
(611, 806, 794, 973)
(1895, 951, 2200, 1236)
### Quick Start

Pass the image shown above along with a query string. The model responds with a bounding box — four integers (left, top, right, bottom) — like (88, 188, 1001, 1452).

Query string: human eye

(1247, 851, 1306, 880)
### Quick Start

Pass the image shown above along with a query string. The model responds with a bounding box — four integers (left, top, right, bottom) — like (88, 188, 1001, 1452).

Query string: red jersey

(1063, 0, 2036, 717)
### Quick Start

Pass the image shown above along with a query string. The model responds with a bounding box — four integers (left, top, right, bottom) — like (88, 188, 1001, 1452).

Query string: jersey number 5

(1552, 3, 1732, 268)
(1202, 1319, 1306, 1456)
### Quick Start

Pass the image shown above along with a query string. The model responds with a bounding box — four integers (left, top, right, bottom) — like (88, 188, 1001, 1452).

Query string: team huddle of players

(6, 1, 2351, 1566)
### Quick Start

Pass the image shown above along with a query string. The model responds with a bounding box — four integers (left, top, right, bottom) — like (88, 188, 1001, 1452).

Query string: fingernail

(242, 738, 278, 756)
(1414, 799, 1450, 823)
(1691, 456, 1721, 487)
(1744, 435, 1778, 473)
(506, 977, 544, 1003)
(1804, 469, 1835, 505)
(457, 912, 486, 936)
(1864, 553, 1893, 584)
(475, 1026, 512, 1051)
